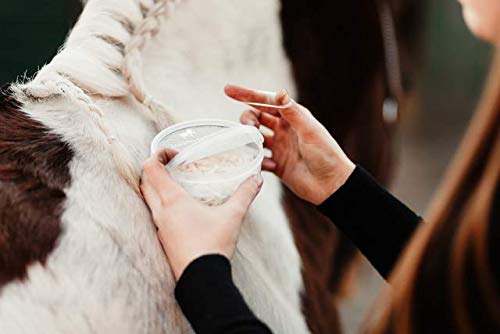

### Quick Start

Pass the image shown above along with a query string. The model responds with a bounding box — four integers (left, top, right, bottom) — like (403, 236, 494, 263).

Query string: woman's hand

(140, 149, 263, 281)
(225, 84, 355, 205)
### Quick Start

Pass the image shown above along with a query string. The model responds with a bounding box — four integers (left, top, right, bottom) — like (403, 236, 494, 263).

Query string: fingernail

(245, 119, 255, 126)
(277, 89, 290, 104)
(252, 174, 263, 187)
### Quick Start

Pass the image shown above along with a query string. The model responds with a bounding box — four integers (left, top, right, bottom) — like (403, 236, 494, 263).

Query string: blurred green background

(0, 0, 81, 85)
(392, 0, 493, 213)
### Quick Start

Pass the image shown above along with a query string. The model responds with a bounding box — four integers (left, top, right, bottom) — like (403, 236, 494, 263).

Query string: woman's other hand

(225, 84, 355, 205)
(140, 149, 263, 281)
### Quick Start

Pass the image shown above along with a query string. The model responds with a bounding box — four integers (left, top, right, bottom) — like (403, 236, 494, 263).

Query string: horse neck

(33, 0, 173, 102)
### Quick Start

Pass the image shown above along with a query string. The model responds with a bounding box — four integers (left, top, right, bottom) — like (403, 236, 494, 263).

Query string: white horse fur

(0, 0, 309, 333)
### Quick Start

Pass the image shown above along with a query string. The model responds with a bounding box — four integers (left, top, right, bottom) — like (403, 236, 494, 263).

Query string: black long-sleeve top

(174, 166, 422, 333)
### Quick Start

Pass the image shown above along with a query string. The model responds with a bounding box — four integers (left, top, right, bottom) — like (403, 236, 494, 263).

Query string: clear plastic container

(150, 119, 264, 205)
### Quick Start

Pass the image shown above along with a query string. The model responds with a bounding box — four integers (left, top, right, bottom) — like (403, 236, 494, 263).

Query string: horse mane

(11, 0, 183, 194)
(51, 0, 173, 110)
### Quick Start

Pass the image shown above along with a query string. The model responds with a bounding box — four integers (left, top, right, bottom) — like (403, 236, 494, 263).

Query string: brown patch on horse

(0, 86, 73, 288)
(283, 188, 343, 334)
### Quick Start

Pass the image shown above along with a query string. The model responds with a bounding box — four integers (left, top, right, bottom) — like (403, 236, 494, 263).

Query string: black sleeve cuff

(175, 254, 272, 334)
(318, 166, 422, 278)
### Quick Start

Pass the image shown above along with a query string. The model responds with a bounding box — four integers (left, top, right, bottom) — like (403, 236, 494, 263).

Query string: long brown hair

(367, 51, 500, 333)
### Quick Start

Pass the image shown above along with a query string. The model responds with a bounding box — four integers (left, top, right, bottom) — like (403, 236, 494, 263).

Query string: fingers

(274, 90, 311, 135)
(229, 85, 312, 137)
(259, 112, 279, 130)
(263, 133, 273, 148)
(262, 158, 277, 172)
(239, 110, 275, 149)
(223, 174, 263, 219)
(141, 156, 173, 193)
(155, 148, 178, 165)
(240, 109, 260, 127)
(225, 84, 275, 104)
(240, 109, 279, 130)
(141, 149, 187, 207)
(225, 84, 282, 116)
(143, 149, 179, 191)
(140, 177, 162, 215)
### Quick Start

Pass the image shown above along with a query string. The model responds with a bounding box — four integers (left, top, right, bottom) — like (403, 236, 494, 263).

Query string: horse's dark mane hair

(280, 1, 424, 331)
(281, 0, 423, 181)
(0, 85, 73, 288)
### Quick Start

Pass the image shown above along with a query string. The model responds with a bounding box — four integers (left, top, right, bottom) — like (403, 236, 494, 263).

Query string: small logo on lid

(180, 129, 195, 139)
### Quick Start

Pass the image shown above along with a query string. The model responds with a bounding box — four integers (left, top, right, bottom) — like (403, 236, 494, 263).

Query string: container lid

(167, 125, 263, 170)
(151, 119, 264, 171)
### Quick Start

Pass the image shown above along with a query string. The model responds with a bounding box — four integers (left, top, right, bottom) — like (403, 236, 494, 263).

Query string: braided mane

(13, 0, 181, 193)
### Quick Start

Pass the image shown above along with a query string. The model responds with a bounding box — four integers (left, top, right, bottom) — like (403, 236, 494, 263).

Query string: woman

(140, 0, 499, 332)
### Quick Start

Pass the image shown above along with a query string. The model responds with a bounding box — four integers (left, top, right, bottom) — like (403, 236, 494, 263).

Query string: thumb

(154, 148, 178, 165)
(275, 90, 311, 136)
(223, 175, 263, 219)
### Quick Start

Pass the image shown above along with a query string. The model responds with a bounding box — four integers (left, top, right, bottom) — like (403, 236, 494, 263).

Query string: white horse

(0, 0, 310, 333)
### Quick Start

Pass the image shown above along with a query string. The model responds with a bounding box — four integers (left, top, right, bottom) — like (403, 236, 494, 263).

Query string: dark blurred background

(0, 0, 81, 85)
(0, 0, 493, 332)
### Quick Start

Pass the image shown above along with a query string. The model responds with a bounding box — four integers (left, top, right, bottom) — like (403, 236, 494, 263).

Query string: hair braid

(122, 0, 179, 129)
(14, 78, 141, 195)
